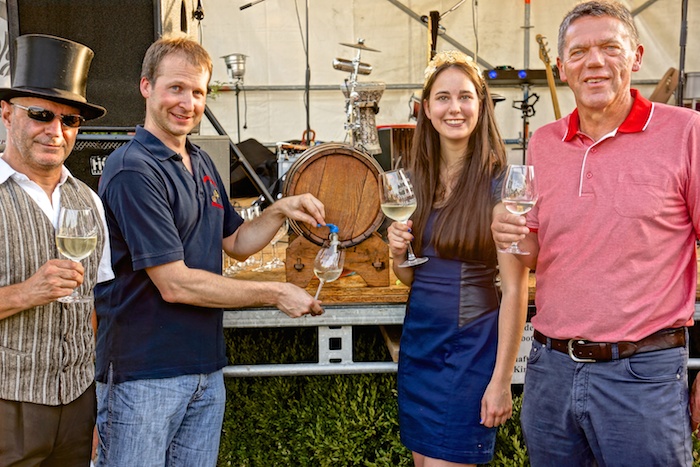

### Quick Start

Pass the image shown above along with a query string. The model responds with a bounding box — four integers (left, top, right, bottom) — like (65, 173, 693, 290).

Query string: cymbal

(339, 41, 381, 53)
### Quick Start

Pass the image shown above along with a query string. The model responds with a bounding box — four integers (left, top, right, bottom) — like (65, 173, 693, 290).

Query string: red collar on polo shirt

(563, 89, 653, 142)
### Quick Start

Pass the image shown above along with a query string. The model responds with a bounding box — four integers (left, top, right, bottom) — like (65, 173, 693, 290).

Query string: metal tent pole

(676, 0, 688, 106)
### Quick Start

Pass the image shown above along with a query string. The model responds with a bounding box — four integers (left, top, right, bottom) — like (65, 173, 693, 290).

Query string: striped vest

(0, 176, 104, 405)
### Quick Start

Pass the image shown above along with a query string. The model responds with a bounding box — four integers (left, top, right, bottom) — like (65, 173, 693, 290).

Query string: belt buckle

(567, 339, 597, 363)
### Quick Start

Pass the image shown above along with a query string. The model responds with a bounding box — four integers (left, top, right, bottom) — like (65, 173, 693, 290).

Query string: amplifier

(65, 134, 231, 194)
(65, 134, 130, 192)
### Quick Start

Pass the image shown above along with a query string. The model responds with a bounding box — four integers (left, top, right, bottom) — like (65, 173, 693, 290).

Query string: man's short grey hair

(558, 1, 639, 59)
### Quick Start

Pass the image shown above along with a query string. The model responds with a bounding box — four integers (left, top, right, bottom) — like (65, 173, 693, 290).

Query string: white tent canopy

(199, 0, 699, 161)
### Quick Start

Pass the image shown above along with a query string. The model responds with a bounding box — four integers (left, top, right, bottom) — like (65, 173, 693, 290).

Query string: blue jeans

(95, 368, 225, 467)
(521, 334, 692, 467)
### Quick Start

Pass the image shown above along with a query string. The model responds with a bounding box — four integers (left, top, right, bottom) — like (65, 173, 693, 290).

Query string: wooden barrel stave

(283, 143, 384, 248)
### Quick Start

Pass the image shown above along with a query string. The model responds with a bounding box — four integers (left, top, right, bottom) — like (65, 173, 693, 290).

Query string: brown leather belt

(533, 327, 686, 363)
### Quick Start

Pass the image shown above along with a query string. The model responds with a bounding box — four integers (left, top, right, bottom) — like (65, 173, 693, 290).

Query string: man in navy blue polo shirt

(94, 35, 326, 467)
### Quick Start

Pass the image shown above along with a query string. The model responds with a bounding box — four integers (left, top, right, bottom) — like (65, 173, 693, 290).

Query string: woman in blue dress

(387, 50, 530, 466)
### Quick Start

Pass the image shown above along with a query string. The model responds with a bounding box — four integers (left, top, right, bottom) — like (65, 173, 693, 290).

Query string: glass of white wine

(379, 168, 428, 267)
(498, 164, 538, 255)
(56, 207, 98, 303)
(313, 245, 345, 300)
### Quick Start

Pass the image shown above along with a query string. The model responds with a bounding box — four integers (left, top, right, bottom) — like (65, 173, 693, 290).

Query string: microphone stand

(240, 0, 266, 10)
(440, 0, 466, 19)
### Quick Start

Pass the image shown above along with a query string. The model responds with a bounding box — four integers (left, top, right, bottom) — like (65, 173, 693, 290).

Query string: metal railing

(222, 303, 700, 376)
(222, 304, 404, 377)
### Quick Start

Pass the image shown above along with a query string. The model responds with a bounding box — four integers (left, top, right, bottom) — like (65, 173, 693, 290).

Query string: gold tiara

(423, 50, 484, 87)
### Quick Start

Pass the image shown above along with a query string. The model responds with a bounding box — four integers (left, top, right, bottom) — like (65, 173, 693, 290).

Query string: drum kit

(333, 39, 385, 155)
(276, 38, 388, 180)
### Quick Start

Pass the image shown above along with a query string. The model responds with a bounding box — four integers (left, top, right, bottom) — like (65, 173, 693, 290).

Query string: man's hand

(491, 208, 530, 252)
(28, 259, 84, 305)
(2, 259, 84, 315)
(273, 194, 326, 227)
(275, 282, 324, 318)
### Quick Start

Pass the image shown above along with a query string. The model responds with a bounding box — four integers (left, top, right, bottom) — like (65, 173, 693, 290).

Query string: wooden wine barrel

(282, 143, 384, 248)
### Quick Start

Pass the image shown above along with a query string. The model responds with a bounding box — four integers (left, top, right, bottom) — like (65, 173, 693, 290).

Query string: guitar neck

(544, 65, 561, 120)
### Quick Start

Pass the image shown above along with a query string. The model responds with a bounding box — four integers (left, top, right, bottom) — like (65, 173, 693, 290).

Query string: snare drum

(341, 81, 385, 155)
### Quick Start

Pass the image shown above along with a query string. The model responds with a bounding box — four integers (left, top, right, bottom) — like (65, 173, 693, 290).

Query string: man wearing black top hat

(0, 34, 112, 466)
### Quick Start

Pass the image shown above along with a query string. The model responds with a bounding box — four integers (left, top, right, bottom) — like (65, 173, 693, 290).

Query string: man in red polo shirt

(492, 1, 700, 465)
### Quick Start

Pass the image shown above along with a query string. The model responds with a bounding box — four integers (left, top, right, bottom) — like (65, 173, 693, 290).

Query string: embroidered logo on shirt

(203, 175, 224, 208)
(211, 189, 223, 208)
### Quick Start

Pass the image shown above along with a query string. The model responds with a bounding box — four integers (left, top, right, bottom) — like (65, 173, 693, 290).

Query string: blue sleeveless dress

(397, 210, 500, 464)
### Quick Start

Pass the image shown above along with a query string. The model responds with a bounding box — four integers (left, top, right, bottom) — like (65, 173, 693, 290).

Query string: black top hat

(0, 34, 106, 120)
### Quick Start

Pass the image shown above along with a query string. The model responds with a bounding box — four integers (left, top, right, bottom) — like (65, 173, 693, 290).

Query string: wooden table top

(228, 239, 539, 306)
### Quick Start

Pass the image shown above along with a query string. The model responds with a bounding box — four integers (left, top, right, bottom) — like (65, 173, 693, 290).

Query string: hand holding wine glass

(55, 207, 98, 303)
(498, 165, 538, 255)
(379, 169, 428, 267)
(313, 247, 345, 300)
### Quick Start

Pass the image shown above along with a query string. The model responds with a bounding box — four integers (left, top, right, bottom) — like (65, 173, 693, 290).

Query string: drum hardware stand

(344, 79, 361, 146)
(335, 39, 382, 155)
(339, 43, 368, 147)
(204, 105, 274, 205)
(512, 90, 539, 164)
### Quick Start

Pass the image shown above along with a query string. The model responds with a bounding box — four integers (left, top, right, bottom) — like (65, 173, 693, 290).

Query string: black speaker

(64, 135, 131, 192)
(231, 139, 277, 198)
(65, 134, 232, 194)
(7, 0, 198, 129)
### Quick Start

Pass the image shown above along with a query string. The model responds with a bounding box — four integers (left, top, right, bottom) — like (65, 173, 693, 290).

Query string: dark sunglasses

(11, 103, 85, 128)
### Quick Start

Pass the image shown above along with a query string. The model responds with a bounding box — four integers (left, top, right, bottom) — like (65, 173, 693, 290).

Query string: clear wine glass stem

(406, 242, 420, 261)
(314, 280, 325, 300)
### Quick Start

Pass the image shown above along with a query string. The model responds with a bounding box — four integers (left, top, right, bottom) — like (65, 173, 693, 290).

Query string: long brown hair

(408, 57, 506, 263)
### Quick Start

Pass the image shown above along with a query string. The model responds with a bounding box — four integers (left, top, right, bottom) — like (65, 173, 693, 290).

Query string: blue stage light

(518, 70, 528, 79)
(488, 70, 498, 79)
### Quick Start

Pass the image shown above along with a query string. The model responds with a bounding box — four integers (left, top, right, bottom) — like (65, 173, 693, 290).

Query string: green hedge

(219, 326, 411, 466)
(220, 326, 700, 466)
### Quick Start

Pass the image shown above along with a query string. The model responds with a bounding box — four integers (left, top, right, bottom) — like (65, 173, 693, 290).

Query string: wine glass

(264, 220, 288, 270)
(245, 206, 266, 272)
(313, 245, 345, 300)
(379, 168, 428, 268)
(55, 207, 98, 303)
(498, 164, 538, 255)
